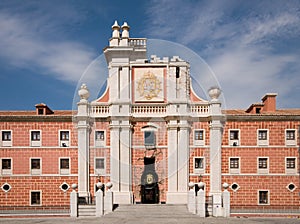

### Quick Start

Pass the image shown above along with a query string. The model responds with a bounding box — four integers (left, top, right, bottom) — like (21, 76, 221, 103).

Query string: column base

(113, 191, 133, 204)
(166, 192, 188, 204)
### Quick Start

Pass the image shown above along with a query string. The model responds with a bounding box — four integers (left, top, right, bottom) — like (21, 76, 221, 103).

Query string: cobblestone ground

(1, 205, 300, 224)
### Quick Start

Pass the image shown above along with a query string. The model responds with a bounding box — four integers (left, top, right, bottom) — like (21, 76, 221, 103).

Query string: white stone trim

(30, 130, 42, 147)
(285, 157, 297, 174)
(1, 157, 12, 175)
(257, 129, 269, 146)
(59, 157, 70, 175)
(230, 182, 240, 192)
(193, 156, 205, 174)
(228, 129, 240, 146)
(30, 190, 42, 206)
(30, 157, 42, 175)
(59, 130, 71, 147)
(95, 130, 106, 147)
(193, 129, 205, 146)
(285, 129, 297, 146)
(229, 157, 240, 174)
(257, 189, 270, 205)
(257, 157, 269, 174)
(1, 130, 12, 147)
(286, 182, 297, 192)
(94, 157, 106, 175)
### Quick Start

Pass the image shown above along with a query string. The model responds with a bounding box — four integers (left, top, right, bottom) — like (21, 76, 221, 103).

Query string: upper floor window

(194, 157, 205, 174)
(229, 130, 240, 146)
(95, 130, 105, 147)
(194, 130, 205, 146)
(31, 158, 41, 175)
(286, 129, 296, 146)
(286, 157, 297, 174)
(60, 158, 70, 175)
(258, 157, 268, 174)
(59, 130, 70, 147)
(31, 131, 41, 147)
(144, 131, 156, 147)
(1, 131, 12, 147)
(257, 129, 269, 146)
(229, 157, 240, 174)
(1, 158, 12, 175)
(95, 157, 105, 175)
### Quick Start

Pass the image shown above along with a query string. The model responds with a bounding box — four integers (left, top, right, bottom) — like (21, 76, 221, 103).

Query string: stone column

(110, 120, 120, 192)
(70, 185, 78, 217)
(222, 183, 230, 217)
(77, 84, 91, 199)
(95, 182, 104, 217)
(208, 87, 224, 217)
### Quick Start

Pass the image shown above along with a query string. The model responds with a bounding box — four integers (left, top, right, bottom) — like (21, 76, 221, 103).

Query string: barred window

(194, 130, 204, 140)
(286, 130, 295, 140)
(286, 158, 296, 169)
(230, 158, 239, 169)
(60, 131, 69, 140)
(31, 131, 40, 141)
(2, 131, 11, 141)
(258, 158, 268, 169)
(258, 130, 268, 140)
(230, 130, 239, 140)
(194, 158, 204, 169)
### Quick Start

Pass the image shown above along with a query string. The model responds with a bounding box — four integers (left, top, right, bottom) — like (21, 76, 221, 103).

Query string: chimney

(261, 93, 277, 112)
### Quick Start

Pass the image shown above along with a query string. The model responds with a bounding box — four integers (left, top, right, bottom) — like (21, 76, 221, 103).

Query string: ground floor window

(30, 191, 41, 206)
(258, 190, 269, 205)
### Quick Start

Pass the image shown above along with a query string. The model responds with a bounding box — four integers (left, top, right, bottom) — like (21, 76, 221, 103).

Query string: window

(31, 158, 41, 175)
(60, 158, 70, 175)
(2, 131, 11, 141)
(195, 130, 204, 140)
(1, 131, 12, 147)
(31, 131, 40, 141)
(59, 130, 70, 147)
(194, 157, 205, 174)
(30, 191, 41, 206)
(95, 130, 105, 147)
(95, 158, 105, 175)
(194, 129, 205, 145)
(229, 130, 240, 146)
(258, 190, 269, 205)
(1, 158, 12, 175)
(229, 157, 240, 174)
(286, 157, 296, 174)
(258, 157, 268, 174)
(60, 131, 69, 140)
(30, 131, 41, 147)
(257, 129, 269, 146)
(144, 131, 155, 147)
(286, 130, 296, 146)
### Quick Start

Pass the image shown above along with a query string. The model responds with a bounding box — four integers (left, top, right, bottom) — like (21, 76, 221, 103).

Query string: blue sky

(0, 0, 299, 110)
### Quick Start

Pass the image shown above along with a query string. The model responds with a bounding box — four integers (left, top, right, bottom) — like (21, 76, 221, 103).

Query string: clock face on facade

(137, 71, 161, 100)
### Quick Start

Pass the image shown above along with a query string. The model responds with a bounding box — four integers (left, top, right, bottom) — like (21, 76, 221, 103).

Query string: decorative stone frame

(257, 129, 269, 146)
(228, 129, 240, 146)
(1, 157, 12, 175)
(285, 157, 297, 174)
(285, 129, 297, 146)
(1, 130, 12, 147)
(258, 190, 270, 205)
(94, 157, 106, 175)
(193, 157, 205, 174)
(95, 130, 106, 147)
(59, 130, 70, 147)
(59, 157, 70, 175)
(30, 157, 42, 175)
(30, 130, 42, 147)
(30, 190, 42, 206)
(229, 157, 240, 174)
(194, 129, 205, 146)
(257, 157, 269, 174)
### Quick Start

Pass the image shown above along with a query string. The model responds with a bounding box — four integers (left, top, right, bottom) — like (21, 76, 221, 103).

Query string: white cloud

(145, 0, 300, 109)
(0, 5, 99, 84)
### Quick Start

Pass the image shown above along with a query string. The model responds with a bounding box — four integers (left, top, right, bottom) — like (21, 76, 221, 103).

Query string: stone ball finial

(106, 182, 113, 189)
(223, 182, 229, 189)
(198, 181, 205, 189)
(96, 182, 104, 189)
(71, 183, 77, 190)
(188, 182, 195, 189)
(78, 83, 90, 101)
(208, 86, 221, 100)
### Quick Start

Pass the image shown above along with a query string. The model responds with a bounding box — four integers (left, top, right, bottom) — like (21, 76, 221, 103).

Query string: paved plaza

(1, 205, 300, 224)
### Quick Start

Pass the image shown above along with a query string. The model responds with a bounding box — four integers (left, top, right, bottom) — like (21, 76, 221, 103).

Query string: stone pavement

(1, 204, 300, 224)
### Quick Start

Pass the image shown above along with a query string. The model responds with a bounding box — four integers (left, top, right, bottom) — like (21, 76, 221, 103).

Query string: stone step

(78, 205, 96, 217)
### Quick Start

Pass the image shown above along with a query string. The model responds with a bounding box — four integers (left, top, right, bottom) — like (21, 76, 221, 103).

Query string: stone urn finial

(208, 86, 221, 101)
(78, 83, 90, 101)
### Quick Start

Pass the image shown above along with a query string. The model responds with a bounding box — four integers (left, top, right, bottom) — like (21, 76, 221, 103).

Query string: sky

(0, 0, 299, 110)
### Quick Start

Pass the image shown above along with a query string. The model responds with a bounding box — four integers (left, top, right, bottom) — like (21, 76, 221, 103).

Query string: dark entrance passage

(140, 156, 159, 204)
